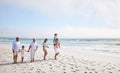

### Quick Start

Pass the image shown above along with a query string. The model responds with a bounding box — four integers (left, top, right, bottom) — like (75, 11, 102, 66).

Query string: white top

(12, 41, 21, 51)
(30, 42, 38, 51)
(43, 43, 48, 50)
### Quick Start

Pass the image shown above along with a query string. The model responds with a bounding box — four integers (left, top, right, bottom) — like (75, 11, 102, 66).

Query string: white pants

(30, 49, 35, 60)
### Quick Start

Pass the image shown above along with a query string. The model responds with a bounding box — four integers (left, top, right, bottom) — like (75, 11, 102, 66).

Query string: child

(43, 38, 49, 60)
(54, 38, 60, 60)
(20, 45, 25, 63)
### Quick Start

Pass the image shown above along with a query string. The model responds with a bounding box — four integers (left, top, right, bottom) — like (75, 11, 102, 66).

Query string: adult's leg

(44, 50, 48, 60)
(13, 56, 15, 63)
(13, 50, 15, 63)
(15, 52, 18, 63)
(55, 52, 59, 60)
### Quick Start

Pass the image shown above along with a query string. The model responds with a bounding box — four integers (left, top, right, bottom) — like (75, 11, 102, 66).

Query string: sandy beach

(0, 43, 120, 73)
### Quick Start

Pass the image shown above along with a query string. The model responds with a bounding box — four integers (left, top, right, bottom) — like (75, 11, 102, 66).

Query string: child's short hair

(22, 45, 24, 48)
(54, 33, 57, 36)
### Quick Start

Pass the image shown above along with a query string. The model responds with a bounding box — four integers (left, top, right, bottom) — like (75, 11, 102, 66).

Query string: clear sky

(0, 0, 120, 38)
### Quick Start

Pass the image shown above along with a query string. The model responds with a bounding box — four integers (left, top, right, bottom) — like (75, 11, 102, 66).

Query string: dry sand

(0, 43, 120, 73)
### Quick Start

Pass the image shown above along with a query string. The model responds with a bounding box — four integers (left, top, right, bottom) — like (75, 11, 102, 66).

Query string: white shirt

(43, 43, 48, 50)
(12, 41, 21, 51)
(30, 42, 38, 51)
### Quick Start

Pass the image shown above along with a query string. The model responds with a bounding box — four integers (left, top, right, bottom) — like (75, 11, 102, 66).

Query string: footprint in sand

(71, 67, 73, 69)
(72, 70, 76, 73)
(63, 68, 66, 70)
(119, 70, 120, 72)
(50, 67, 53, 69)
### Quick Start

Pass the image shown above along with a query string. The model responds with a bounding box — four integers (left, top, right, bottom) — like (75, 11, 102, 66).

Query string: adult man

(12, 37, 21, 63)
(28, 38, 38, 62)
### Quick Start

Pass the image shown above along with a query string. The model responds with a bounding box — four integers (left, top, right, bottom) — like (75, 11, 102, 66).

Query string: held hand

(35, 49, 37, 51)
(25, 50, 28, 52)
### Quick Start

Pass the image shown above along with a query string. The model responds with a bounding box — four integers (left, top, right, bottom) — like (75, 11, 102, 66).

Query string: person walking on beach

(12, 37, 21, 63)
(28, 38, 38, 62)
(43, 38, 49, 60)
(54, 38, 60, 60)
(53, 33, 57, 47)
(19, 45, 26, 63)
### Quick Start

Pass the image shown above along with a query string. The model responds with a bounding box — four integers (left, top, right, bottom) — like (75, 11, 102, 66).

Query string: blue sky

(0, 0, 120, 38)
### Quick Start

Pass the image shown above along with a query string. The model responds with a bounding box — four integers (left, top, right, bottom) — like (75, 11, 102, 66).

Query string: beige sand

(0, 43, 120, 73)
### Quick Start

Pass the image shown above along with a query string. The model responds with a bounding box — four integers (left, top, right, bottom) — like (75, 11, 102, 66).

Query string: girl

(43, 38, 49, 60)
(20, 45, 26, 63)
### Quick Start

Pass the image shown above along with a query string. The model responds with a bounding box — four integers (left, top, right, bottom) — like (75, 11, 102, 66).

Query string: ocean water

(0, 37, 120, 55)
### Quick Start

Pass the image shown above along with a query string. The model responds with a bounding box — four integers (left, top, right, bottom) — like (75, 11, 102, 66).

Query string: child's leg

(33, 58, 34, 62)
(21, 57, 24, 63)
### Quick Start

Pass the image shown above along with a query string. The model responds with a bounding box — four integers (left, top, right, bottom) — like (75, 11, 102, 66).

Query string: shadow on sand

(0, 58, 55, 66)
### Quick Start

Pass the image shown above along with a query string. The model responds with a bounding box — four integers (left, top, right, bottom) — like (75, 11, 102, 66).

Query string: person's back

(27, 38, 38, 62)
(55, 38, 60, 48)
(55, 40, 60, 48)
(12, 37, 20, 63)
(30, 42, 38, 51)
(54, 38, 60, 60)
(12, 40, 20, 51)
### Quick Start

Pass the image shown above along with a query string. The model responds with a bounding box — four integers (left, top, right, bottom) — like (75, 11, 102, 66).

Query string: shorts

(54, 48, 60, 54)
(13, 51, 18, 56)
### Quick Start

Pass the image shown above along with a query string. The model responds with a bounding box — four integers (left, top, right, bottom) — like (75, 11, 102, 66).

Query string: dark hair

(44, 38, 48, 43)
(55, 38, 59, 41)
(54, 33, 57, 36)
(22, 45, 24, 48)
(16, 37, 19, 41)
